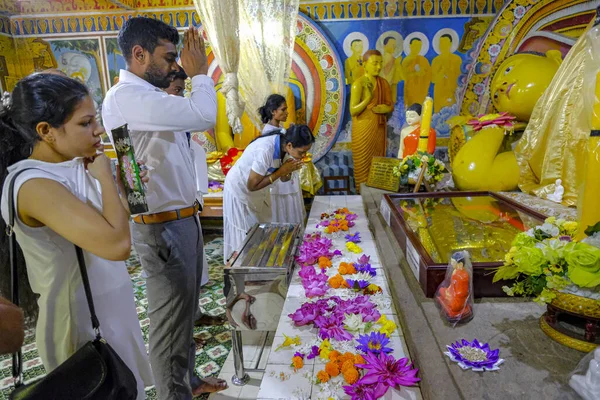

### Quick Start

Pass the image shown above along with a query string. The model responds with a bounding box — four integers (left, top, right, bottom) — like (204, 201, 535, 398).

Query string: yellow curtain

(193, 0, 245, 134)
(514, 19, 595, 207)
(237, 0, 300, 130)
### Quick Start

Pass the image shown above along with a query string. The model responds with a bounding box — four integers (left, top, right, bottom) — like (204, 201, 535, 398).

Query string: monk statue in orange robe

(350, 49, 394, 192)
(398, 103, 437, 158)
(436, 254, 473, 322)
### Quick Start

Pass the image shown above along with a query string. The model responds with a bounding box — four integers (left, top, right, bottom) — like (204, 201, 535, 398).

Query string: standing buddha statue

(350, 50, 393, 192)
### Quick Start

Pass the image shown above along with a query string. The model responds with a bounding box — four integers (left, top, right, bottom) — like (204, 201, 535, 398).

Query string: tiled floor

(0, 238, 232, 400)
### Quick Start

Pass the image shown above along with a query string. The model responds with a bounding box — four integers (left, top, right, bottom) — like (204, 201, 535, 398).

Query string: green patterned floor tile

(0, 238, 230, 400)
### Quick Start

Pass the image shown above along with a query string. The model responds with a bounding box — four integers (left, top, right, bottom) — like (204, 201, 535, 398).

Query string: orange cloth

(351, 76, 392, 190)
(403, 125, 437, 157)
(438, 269, 470, 317)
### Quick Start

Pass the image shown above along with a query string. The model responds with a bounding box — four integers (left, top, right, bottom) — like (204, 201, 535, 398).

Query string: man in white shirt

(102, 17, 227, 398)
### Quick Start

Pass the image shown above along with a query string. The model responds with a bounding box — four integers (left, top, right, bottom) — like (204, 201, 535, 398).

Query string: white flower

(349, 272, 373, 282)
(327, 299, 338, 308)
(370, 292, 392, 310)
(344, 313, 363, 332)
(525, 229, 535, 237)
(540, 223, 560, 237)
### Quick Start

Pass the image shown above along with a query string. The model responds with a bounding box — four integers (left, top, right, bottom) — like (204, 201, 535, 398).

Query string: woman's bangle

(269, 175, 274, 184)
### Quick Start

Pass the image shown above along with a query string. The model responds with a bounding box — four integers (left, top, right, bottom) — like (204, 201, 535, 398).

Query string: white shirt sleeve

(112, 75, 217, 133)
(251, 148, 273, 176)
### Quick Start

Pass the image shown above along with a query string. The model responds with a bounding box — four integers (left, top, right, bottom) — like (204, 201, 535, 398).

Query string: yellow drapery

(515, 19, 595, 207)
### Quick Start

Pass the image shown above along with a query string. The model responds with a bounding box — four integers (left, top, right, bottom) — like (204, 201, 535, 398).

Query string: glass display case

(381, 192, 546, 297)
(224, 223, 302, 385)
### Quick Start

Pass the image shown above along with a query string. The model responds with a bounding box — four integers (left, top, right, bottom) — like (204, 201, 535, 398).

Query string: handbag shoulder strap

(7, 167, 102, 337)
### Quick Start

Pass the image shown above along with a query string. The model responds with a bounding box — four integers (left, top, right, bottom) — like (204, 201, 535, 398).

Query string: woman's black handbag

(7, 168, 139, 399)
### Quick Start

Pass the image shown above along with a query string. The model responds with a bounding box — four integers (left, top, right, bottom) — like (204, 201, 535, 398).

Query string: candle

(418, 97, 433, 153)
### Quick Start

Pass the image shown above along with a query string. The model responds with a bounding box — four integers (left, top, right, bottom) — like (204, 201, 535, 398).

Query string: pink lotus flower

(315, 315, 354, 341)
(288, 302, 320, 326)
(343, 381, 387, 400)
(356, 352, 420, 390)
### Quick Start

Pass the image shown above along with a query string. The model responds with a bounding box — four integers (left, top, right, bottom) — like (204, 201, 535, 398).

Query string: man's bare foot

(192, 376, 228, 395)
(194, 314, 226, 327)
(193, 336, 206, 348)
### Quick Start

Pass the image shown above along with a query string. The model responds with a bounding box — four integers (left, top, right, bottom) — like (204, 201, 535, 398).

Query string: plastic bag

(434, 251, 474, 326)
(568, 346, 600, 400)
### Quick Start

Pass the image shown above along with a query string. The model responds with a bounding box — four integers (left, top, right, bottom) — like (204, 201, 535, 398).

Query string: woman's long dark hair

(250, 124, 315, 151)
(258, 94, 286, 124)
(0, 73, 89, 326)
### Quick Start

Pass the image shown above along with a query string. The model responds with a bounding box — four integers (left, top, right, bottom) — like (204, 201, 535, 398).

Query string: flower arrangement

(219, 147, 244, 175)
(493, 217, 600, 304)
(444, 339, 504, 371)
(208, 181, 223, 193)
(318, 208, 358, 234)
(284, 208, 419, 399)
(392, 151, 447, 186)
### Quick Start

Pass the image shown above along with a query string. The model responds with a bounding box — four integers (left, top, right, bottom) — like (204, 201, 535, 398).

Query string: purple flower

(356, 332, 393, 355)
(356, 352, 421, 389)
(559, 235, 572, 242)
(358, 254, 371, 265)
(315, 315, 354, 341)
(306, 345, 320, 360)
(288, 302, 319, 326)
(343, 381, 387, 400)
(361, 307, 381, 322)
(293, 352, 305, 359)
(345, 232, 361, 243)
(318, 220, 330, 227)
(298, 265, 316, 279)
(346, 279, 370, 290)
(333, 249, 342, 257)
(355, 263, 376, 276)
(348, 221, 356, 228)
(445, 339, 503, 371)
(346, 213, 358, 221)
(304, 278, 329, 298)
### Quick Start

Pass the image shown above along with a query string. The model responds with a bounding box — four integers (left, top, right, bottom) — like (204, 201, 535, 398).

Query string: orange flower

(346, 263, 356, 274)
(318, 257, 332, 269)
(328, 274, 344, 289)
(341, 359, 355, 373)
(325, 361, 340, 377)
(341, 279, 350, 288)
(291, 356, 303, 370)
(316, 370, 330, 383)
(343, 367, 359, 384)
(340, 352, 355, 364)
(354, 354, 366, 365)
(338, 262, 349, 275)
(328, 350, 341, 362)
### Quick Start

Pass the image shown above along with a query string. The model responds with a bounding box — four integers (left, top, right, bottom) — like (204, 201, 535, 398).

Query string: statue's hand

(372, 104, 389, 114)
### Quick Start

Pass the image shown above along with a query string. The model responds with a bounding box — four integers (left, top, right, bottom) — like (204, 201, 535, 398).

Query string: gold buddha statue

(350, 50, 393, 192)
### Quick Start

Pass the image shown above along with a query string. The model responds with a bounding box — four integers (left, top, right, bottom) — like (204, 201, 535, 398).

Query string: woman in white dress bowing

(223, 124, 315, 260)
(0, 73, 153, 398)
(258, 94, 306, 224)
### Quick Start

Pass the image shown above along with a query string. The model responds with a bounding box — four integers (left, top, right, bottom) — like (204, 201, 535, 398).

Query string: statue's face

(364, 55, 383, 76)
(440, 36, 452, 53)
(384, 39, 396, 54)
(406, 110, 421, 126)
(490, 52, 561, 121)
(351, 41, 363, 55)
(409, 39, 422, 54)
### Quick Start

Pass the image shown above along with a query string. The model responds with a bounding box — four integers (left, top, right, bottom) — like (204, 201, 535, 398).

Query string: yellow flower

(562, 221, 578, 235)
(346, 242, 363, 254)
(319, 339, 332, 360)
(376, 315, 389, 325)
(545, 217, 556, 225)
(276, 334, 301, 351)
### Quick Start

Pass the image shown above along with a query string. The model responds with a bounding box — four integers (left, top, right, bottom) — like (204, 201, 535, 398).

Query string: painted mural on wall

(1, 0, 596, 195)
(49, 39, 104, 106)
